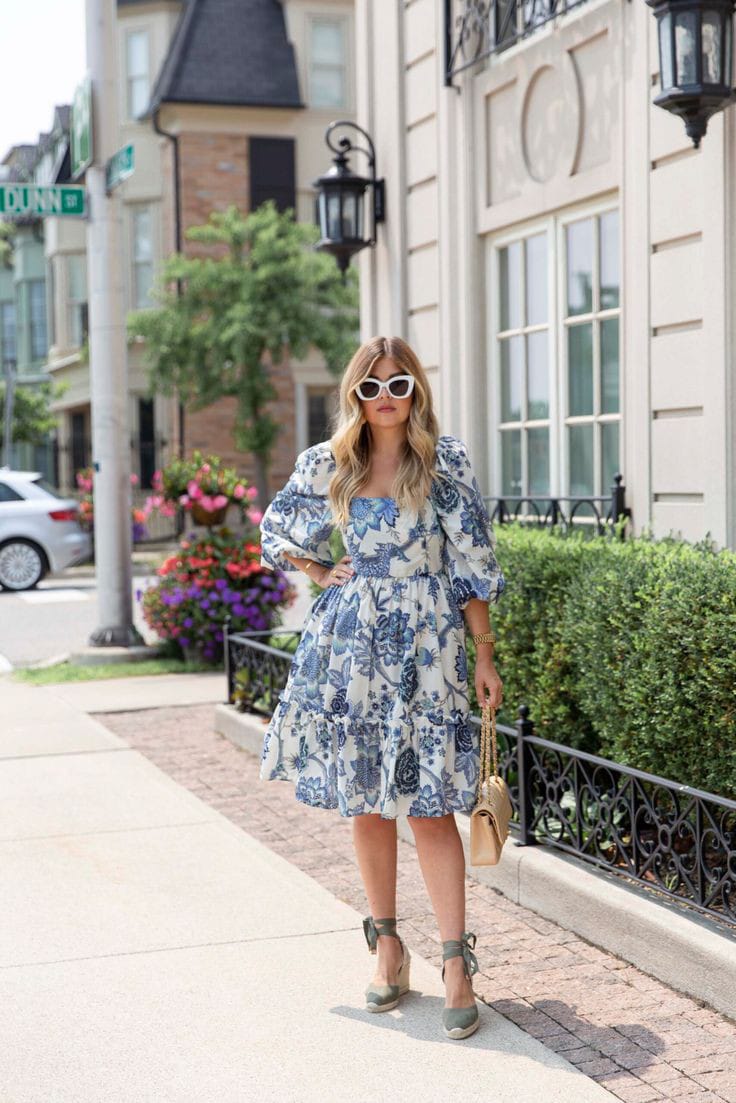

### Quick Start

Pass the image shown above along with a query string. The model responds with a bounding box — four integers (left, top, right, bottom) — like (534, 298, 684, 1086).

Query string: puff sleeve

(431, 435, 505, 610)
(259, 442, 336, 572)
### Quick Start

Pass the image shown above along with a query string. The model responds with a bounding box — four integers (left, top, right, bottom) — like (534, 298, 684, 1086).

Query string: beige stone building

(354, 0, 736, 549)
(40, 0, 355, 497)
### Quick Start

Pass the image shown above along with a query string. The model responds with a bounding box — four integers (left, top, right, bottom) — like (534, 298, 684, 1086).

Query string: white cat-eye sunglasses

(354, 374, 416, 401)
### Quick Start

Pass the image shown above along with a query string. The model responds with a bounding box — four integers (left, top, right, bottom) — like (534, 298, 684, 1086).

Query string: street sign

(106, 144, 135, 192)
(0, 184, 87, 218)
(71, 76, 93, 179)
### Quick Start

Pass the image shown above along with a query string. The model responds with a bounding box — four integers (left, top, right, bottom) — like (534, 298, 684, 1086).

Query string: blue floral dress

(258, 434, 505, 819)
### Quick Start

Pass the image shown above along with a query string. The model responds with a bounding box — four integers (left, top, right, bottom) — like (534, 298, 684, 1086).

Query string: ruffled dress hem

(260, 694, 480, 820)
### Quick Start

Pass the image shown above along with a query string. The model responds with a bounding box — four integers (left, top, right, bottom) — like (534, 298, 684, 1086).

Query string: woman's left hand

(475, 653, 503, 710)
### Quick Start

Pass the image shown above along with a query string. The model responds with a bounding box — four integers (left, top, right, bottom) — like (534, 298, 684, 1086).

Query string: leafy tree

(0, 222, 15, 269)
(128, 201, 359, 505)
(0, 380, 65, 448)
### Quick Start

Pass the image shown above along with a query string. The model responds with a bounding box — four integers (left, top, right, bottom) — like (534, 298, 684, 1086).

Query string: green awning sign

(0, 184, 87, 218)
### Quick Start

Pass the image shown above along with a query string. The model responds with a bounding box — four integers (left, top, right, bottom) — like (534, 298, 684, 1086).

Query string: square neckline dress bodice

(258, 434, 505, 819)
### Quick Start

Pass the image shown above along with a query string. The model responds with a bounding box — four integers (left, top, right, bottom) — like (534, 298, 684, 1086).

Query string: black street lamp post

(312, 120, 385, 275)
(647, 0, 736, 147)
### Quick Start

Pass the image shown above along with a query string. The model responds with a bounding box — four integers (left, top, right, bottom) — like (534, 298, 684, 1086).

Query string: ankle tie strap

(442, 931, 479, 978)
(363, 915, 399, 953)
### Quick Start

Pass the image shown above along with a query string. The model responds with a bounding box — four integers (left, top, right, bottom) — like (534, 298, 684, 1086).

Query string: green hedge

(485, 526, 736, 801)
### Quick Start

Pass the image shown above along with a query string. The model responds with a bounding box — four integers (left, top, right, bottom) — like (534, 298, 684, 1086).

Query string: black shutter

(249, 137, 296, 214)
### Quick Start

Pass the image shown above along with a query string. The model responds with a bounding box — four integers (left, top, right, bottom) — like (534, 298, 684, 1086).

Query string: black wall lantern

(647, 0, 736, 147)
(312, 120, 385, 274)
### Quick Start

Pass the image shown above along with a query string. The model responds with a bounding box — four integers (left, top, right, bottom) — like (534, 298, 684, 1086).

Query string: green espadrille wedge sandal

(362, 916, 412, 1013)
(441, 931, 480, 1039)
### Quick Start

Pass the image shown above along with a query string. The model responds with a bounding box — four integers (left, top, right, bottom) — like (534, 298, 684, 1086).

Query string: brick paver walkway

(100, 703, 736, 1103)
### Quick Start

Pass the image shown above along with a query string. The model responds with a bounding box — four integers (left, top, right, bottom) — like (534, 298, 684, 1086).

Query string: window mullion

(593, 215, 601, 496)
(520, 240, 529, 504)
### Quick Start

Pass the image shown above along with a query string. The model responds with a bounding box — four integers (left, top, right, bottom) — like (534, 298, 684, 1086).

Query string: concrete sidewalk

(0, 677, 616, 1103)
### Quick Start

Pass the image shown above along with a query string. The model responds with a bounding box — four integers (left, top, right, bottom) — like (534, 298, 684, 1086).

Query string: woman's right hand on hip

(316, 555, 354, 588)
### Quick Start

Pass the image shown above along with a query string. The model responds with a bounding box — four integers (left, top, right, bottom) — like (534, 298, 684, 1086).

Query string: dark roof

(147, 0, 303, 115)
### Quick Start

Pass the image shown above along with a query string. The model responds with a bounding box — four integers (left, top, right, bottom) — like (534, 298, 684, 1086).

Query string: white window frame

(29, 278, 48, 362)
(486, 194, 622, 506)
(130, 204, 155, 310)
(307, 14, 349, 110)
(557, 202, 622, 503)
(125, 27, 150, 122)
(66, 253, 87, 349)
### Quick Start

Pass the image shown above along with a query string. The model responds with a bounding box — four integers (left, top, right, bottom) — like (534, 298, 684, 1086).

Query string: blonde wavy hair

(327, 336, 441, 525)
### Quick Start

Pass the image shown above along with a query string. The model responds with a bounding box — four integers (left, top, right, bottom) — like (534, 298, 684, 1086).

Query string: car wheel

(0, 539, 47, 591)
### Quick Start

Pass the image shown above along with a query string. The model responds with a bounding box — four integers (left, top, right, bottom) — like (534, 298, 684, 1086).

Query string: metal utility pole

(84, 0, 141, 646)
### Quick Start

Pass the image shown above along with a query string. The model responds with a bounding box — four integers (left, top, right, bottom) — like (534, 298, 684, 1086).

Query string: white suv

(0, 469, 92, 591)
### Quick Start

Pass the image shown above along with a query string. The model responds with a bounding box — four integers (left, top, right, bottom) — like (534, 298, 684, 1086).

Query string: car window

(32, 477, 62, 498)
(0, 482, 24, 502)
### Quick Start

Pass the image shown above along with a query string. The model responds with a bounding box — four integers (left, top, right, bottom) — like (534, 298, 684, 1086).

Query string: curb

(215, 703, 736, 1021)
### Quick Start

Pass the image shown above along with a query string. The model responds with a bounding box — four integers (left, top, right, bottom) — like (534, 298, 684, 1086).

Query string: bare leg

(352, 814, 404, 984)
(406, 813, 475, 1009)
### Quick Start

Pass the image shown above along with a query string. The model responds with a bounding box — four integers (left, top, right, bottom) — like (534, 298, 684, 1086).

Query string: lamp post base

(88, 624, 146, 648)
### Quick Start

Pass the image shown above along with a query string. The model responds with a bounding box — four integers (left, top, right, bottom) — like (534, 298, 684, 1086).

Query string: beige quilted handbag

(469, 701, 513, 866)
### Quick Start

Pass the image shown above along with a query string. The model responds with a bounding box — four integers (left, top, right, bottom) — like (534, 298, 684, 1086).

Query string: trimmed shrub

(491, 527, 736, 800)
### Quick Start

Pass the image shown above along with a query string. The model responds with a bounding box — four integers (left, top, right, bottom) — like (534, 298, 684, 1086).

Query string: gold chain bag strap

(469, 701, 513, 866)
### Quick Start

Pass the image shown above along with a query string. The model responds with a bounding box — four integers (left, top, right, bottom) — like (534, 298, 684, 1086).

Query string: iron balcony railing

(226, 625, 736, 931)
(445, 0, 591, 84)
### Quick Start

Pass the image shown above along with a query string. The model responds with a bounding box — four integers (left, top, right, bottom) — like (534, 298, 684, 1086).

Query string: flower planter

(191, 502, 229, 527)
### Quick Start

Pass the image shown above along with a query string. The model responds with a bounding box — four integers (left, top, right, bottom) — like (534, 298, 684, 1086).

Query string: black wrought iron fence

(483, 473, 630, 537)
(445, 0, 591, 84)
(226, 625, 736, 930)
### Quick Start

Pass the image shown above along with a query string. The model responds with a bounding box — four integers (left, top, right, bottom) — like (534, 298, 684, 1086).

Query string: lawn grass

(13, 657, 217, 686)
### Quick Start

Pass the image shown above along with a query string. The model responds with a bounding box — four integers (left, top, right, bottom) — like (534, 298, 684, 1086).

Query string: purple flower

(180, 636, 190, 647)
(183, 617, 194, 628)
(135, 589, 142, 601)
(214, 629, 223, 642)
(215, 579, 227, 591)
(232, 603, 246, 616)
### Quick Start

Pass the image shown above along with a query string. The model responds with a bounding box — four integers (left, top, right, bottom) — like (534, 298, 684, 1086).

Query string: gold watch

(472, 631, 496, 647)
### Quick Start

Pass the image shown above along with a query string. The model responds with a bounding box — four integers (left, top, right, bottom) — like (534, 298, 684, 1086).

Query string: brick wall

(173, 129, 299, 499)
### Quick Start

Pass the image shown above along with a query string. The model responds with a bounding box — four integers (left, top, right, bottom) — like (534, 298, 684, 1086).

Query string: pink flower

(247, 507, 263, 524)
(233, 484, 246, 500)
(161, 503, 176, 518)
(130, 473, 139, 487)
(199, 495, 215, 511)
(152, 470, 163, 491)
(187, 480, 203, 500)
(179, 494, 190, 506)
(212, 494, 228, 509)
(246, 486, 258, 501)
(200, 463, 211, 474)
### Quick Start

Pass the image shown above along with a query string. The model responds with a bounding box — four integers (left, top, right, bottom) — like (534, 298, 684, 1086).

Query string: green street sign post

(106, 144, 135, 192)
(0, 184, 86, 218)
(71, 76, 93, 180)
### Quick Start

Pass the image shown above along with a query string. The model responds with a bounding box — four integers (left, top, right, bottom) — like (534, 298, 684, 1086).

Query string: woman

(259, 335, 505, 1040)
